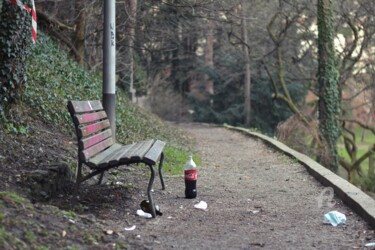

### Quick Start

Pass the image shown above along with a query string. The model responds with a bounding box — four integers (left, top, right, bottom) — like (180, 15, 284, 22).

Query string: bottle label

(184, 169, 197, 181)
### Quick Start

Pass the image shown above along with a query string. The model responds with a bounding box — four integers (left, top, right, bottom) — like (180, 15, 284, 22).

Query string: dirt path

(114, 123, 374, 249)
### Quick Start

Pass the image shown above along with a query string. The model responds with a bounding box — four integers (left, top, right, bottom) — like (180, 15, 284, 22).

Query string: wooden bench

(67, 100, 166, 218)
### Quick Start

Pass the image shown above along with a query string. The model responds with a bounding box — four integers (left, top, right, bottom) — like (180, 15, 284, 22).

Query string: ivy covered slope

(25, 33, 195, 174)
(0, 1, 33, 116)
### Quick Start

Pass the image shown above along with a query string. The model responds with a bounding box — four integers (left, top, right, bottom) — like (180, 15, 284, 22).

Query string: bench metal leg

(74, 162, 83, 196)
(74, 162, 83, 190)
(158, 152, 165, 190)
(147, 164, 157, 218)
(98, 172, 105, 185)
(76, 162, 83, 183)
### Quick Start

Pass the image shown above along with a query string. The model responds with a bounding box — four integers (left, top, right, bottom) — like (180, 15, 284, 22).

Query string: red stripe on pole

(31, 0, 37, 43)
(23, 5, 31, 12)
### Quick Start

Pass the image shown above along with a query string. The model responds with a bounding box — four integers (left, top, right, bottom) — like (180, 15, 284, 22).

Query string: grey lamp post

(103, 0, 116, 141)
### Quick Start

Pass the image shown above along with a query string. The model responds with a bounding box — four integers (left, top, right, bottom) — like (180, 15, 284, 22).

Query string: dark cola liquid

(185, 180, 197, 198)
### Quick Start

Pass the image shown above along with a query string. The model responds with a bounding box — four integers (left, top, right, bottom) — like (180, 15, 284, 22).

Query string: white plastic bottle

(184, 156, 197, 198)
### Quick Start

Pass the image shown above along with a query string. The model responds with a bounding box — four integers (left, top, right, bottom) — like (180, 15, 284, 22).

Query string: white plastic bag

(194, 201, 208, 210)
(136, 209, 153, 219)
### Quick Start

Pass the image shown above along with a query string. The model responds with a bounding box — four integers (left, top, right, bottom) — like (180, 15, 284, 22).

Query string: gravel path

(121, 123, 374, 249)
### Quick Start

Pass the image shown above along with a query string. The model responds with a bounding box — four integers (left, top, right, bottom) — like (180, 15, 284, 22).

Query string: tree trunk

(369, 149, 375, 178)
(317, 0, 341, 172)
(169, 1, 182, 93)
(127, 0, 137, 103)
(204, 19, 214, 96)
(74, 1, 86, 64)
(242, 1, 251, 126)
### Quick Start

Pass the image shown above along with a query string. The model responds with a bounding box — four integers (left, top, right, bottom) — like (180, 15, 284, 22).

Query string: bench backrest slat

(68, 100, 103, 113)
(81, 137, 114, 162)
(78, 120, 111, 138)
(74, 111, 107, 125)
(79, 128, 112, 150)
(68, 100, 115, 163)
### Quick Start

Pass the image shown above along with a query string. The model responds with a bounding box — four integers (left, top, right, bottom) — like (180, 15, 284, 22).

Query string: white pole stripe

(31, 0, 37, 43)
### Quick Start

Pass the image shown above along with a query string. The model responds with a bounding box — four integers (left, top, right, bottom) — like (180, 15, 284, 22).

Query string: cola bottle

(184, 155, 197, 198)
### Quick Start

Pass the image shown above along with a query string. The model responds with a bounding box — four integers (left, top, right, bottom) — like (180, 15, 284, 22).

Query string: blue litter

(323, 211, 346, 226)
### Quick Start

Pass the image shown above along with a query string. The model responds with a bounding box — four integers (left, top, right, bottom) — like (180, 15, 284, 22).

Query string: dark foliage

(191, 75, 307, 136)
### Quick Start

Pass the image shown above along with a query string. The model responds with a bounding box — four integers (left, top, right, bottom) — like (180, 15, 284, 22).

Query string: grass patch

(0, 192, 28, 208)
(0, 226, 7, 247)
(62, 210, 77, 220)
(24, 230, 36, 244)
(338, 147, 370, 173)
(356, 175, 375, 192)
(0, 225, 27, 249)
(35, 246, 49, 250)
(339, 127, 375, 146)
(163, 146, 202, 175)
(82, 232, 98, 245)
(337, 126, 374, 176)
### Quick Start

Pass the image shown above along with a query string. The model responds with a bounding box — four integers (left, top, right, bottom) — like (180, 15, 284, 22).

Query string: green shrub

(26, 33, 102, 129)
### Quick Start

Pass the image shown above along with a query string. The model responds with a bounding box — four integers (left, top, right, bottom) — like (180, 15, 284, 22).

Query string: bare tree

(204, 19, 215, 97)
(74, 0, 86, 64)
(241, 0, 251, 126)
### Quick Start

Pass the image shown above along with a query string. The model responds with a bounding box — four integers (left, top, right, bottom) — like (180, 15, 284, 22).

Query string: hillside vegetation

(0, 33, 198, 249)
(21, 33, 195, 174)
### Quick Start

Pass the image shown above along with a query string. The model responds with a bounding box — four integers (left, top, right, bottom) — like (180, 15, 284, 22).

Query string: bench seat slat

(68, 100, 103, 113)
(81, 137, 114, 162)
(95, 144, 134, 167)
(88, 140, 160, 167)
(78, 120, 111, 138)
(118, 142, 147, 163)
(87, 143, 122, 168)
(74, 111, 107, 125)
(108, 144, 135, 165)
(79, 129, 112, 150)
(130, 140, 155, 161)
(143, 140, 166, 165)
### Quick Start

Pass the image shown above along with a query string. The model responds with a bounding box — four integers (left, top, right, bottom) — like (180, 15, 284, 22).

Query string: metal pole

(103, 0, 116, 141)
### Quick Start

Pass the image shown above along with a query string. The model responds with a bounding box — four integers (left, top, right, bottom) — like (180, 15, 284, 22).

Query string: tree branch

(38, 10, 75, 31)
(342, 119, 375, 134)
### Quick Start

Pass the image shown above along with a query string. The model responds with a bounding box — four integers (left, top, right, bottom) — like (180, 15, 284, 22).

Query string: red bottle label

(184, 169, 197, 181)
